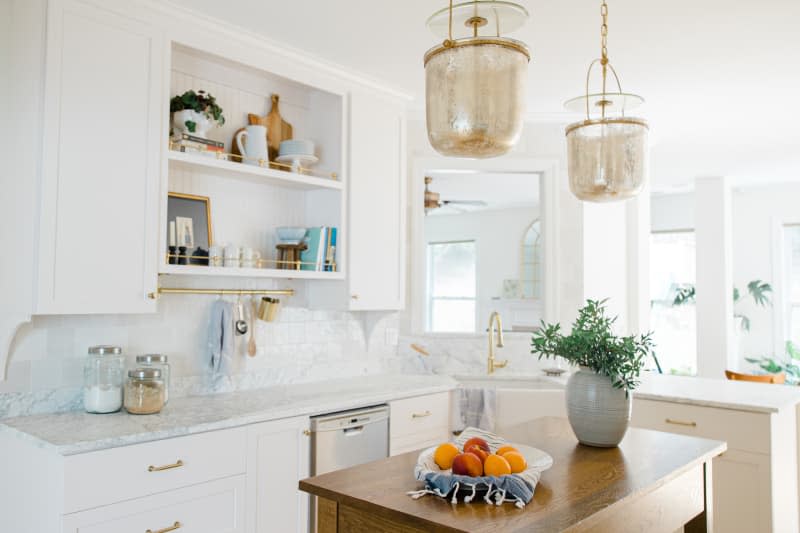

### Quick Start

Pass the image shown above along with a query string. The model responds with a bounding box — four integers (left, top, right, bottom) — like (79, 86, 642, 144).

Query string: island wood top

(299, 417, 726, 533)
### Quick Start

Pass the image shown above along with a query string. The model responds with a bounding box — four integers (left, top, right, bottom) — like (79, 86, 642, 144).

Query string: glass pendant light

(424, 1, 531, 158)
(564, 1, 648, 202)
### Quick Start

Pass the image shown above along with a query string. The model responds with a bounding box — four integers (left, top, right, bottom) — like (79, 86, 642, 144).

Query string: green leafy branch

(531, 299, 655, 391)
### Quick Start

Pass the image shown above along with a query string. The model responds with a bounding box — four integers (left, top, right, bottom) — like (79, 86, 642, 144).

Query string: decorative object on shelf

(564, 1, 648, 202)
(257, 297, 281, 322)
(276, 226, 307, 245)
(235, 125, 269, 166)
(424, 0, 530, 158)
(172, 133, 225, 157)
(300, 226, 337, 271)
(223, 244, 241, 268)
(167, 192, 212, 265)
(83, 345, 124, 414)
(531, 299, 655, 447)
(276, 139, 318, 173)
(275, 242, 307, 270)
(241, 247, 261, 269)
(170, 89, 225, 137)
(265, 94, 293, 162)
(208, 244, 223, 267)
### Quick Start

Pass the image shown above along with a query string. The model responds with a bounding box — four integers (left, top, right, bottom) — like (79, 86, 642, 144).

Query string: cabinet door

(347, 90, 406, 310)
(713, 451, 771, 533)
(246, 416, 311, 533)
(36, 0, 162, 314)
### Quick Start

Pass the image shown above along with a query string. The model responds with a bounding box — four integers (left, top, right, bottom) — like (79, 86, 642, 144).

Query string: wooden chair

(724, 369, 786, 384)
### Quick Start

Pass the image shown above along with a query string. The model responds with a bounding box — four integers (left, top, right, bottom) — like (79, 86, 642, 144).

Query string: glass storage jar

(135, 354, 170, 404)
(124, 368, 165, 415)
(83, 345, 124, 414)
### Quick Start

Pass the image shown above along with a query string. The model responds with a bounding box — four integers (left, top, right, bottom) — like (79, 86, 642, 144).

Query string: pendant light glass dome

(424, 1, 530, 159)
(565, 2, 648, 202)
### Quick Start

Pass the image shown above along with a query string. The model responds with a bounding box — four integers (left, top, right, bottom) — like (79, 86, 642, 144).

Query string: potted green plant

(531, 299, 655, 447)
(170, 89, 225, 137)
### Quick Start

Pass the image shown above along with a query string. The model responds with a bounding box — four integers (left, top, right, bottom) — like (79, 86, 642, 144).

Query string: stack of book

(171, 133, 224, 156)
(300, 226, 337, 272)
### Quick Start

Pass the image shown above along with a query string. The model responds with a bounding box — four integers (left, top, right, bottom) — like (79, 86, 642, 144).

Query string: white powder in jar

(84, 385, 123, 413)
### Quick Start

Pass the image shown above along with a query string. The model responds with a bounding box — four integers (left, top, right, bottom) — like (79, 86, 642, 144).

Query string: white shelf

(168, 151, 343, 191)
(159, 263, 345, 280)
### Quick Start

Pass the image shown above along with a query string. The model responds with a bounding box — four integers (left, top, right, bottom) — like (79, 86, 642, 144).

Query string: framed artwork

(167, 192, 213, 255)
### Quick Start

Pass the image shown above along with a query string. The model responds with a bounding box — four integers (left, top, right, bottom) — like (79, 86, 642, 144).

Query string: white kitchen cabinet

(389, 392, 450, 455)
(62, 475, 246, 533)
(35, 0, 162, 314)
(245, 416, 311, 533)
(631, 397, 798, 533)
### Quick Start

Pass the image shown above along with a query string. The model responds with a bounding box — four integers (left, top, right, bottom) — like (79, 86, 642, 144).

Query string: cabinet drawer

(62, 475, 245, 533)
(632, 399, 770, 454)
(64, 428, 246, 513)
(390, 393, 449, 441)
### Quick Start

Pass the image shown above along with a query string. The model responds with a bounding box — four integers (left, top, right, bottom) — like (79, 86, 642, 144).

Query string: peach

(484, 454, 512, 477)
(433, 442, 460, 470)
(496, 445, 518, 456)
(502, 451, 528, 473)
(463, 437, 490, 453)
(465, 444, 489, 464)
(451, 452, 483, 477)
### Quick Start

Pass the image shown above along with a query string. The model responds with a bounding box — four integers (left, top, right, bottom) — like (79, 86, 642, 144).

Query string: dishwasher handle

(311, 407, 389, 433)
(343, 425, 365, 436)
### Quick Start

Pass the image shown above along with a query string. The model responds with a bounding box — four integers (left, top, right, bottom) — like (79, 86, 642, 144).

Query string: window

(783, 225, 800, 344)
(649, 231, 697, 375)
(427, 241, 476, 332)
(520, 219, 542, 299)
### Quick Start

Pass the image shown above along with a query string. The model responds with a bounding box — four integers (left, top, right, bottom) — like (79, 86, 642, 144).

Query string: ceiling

(426, 171, 541, 214)
(170, 0, 800, 190)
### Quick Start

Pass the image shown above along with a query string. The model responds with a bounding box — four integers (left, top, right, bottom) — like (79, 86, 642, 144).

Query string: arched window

(520, 219, 542, 299)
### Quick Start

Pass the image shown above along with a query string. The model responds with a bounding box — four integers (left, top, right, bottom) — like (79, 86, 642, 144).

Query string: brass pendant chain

(600, 0, 609, 118)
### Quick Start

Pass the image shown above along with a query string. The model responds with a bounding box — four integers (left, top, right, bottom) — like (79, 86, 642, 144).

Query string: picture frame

(167, 192, 213, 263)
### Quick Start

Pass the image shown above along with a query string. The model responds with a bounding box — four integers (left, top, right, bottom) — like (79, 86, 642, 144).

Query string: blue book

(300, 227, 327, 271)
(325, 227, 337, 271)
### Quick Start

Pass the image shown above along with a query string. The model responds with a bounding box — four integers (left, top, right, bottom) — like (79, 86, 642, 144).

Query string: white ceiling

(170, 0, 800, 190)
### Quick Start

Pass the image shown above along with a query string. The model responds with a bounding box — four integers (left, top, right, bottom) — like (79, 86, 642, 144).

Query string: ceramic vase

(565, 366, 631, 447)
(172, 109, 213, 137)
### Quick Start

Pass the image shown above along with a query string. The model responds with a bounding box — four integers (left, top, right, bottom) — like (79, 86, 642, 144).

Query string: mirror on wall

(422, 171, 544, 334)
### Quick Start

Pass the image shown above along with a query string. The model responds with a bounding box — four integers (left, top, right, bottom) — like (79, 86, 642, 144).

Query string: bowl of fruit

(409, 428, 553, 508)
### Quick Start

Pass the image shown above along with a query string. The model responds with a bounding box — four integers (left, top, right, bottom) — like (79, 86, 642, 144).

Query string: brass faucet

(487, 311, 508, 374)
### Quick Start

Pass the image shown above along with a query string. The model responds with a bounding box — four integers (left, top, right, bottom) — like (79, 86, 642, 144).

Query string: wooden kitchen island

(299, 417, 726, 532)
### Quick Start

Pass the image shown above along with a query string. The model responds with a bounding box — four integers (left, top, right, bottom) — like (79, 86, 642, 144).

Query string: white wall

(424, 206, 540, 326)
(651, 183, 800, 368)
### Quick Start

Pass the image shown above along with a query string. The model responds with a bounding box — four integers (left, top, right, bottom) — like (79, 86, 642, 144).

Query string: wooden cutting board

(230, 94, 293, 164)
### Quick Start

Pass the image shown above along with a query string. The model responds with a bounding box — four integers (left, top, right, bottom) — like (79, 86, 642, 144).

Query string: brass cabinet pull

(351, 294, 359, 300)
(146, 521, 182, 533)
(148, 459, 184, 472)
(412, 410, 432, 418)
(665, 418, 697, 427)
(303, 429, 311, 436)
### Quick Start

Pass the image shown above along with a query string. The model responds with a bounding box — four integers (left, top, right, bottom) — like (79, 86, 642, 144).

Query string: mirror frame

(406, 156, 561, 337)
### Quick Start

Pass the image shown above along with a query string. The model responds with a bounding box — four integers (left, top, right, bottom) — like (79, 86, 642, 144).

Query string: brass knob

(351, 294, 359, 300)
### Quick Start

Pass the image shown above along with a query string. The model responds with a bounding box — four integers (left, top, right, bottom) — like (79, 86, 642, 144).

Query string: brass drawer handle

(665, 418, 697, 427)
(148, 459, 184, 472)
(412, 410, 432, 418)
(146, 521, 182, 533)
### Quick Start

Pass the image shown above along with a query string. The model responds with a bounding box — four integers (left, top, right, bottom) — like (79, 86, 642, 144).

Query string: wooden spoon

(247, 300, 257, 357)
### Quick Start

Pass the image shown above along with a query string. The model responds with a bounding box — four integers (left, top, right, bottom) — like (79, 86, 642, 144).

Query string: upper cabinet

(36, 0, 163, 314)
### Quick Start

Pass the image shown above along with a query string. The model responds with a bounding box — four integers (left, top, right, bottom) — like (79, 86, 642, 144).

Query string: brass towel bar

(147, 287, 294, 300)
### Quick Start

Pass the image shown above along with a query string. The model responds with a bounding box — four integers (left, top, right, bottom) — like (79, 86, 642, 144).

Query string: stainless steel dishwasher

(310, 404, 389, 476)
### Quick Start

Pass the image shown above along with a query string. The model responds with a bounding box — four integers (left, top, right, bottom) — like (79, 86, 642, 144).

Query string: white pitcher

(235, 125, 268, 166)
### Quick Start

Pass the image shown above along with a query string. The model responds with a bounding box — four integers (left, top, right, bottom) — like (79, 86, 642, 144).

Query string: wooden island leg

(317, 497, 339, 533)
(685, 459, 714, 533)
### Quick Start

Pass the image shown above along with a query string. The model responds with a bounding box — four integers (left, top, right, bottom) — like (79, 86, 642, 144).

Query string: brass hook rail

(147, 287, 294, 300)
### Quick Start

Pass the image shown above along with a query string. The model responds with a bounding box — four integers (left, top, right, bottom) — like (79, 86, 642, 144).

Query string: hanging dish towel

(208, 299, 234, 374)
(451, 387, 496, 433)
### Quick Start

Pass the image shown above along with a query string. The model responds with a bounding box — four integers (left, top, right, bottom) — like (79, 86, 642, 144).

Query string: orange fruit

(483, 454, 512, 477)
(434, 442, 460, 470)
(496, 445, 518, 456)
(502, 451, 528, 473)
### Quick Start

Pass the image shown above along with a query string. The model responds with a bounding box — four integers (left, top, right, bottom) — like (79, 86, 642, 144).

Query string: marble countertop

(0, 374, 458, 456)
(636, 373, 800, 414)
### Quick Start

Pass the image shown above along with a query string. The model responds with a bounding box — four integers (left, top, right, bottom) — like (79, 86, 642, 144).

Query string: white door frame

(408, 155, 561, 335)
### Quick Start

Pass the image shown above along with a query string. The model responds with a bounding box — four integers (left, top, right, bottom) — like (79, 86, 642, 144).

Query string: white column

(626, 184, 651, 336)
(695, 177, 735, 378)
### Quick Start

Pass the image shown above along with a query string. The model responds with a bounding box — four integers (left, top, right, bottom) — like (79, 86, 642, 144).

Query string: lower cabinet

(631, 398, 799, 533)
(62, 476, 246, 533)
(389, 392, 451, 455)
(245, 416, 311, 533)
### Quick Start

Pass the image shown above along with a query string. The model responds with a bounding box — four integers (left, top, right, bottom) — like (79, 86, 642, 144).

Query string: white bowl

(276, 226, 307, 244)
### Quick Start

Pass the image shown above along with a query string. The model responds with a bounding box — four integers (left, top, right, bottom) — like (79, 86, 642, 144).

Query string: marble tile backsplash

(1, 293, 399, 418)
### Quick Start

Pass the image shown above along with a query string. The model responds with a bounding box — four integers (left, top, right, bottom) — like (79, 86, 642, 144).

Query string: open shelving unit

(159, 41, 347, 283)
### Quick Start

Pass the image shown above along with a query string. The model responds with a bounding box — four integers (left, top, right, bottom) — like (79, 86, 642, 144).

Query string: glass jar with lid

(124, 368, 165, 415)
(135, 354, 170, 404)
(83, 345, 124, 414)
